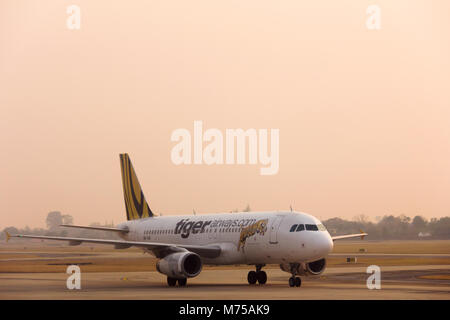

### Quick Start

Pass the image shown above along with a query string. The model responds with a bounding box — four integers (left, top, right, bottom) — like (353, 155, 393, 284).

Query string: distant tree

(353, 214, 369, 224)
(429, 217, 450, 239)
(412, 216, 427, 231)
(323, 218, 354, 236)
(46, 211, 63, 230)
(399, 214, 411, 224)
(1, 227, 19, 239)
(243, 204, 251, 212)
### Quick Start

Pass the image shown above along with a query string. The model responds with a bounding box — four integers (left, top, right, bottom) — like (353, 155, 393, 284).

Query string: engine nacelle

(305, 258, 326, 275)
(280, 258, 327, 276)
(156, 252, 202, 279)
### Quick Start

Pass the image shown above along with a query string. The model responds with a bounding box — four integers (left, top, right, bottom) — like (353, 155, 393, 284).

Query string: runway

(1, 241, 449, 299)
(1, 266, 449, 300)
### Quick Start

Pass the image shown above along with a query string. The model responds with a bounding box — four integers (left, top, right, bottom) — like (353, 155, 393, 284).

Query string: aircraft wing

(60, 224, 129, 233)
(331, 232, 368, 241)
(5, 232, 221, 259)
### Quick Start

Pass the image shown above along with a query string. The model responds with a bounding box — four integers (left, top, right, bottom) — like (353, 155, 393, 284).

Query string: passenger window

(305, 224, 319, 231)
(290, 224, 298, 232)
(296, 224, 305, 232)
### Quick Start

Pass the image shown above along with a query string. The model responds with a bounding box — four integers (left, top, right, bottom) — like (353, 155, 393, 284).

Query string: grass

(332, 240, 450, 254)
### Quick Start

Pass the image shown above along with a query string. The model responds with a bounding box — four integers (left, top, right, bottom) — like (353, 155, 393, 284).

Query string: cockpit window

(305, 224, 319, 231)
(296, 224, 305, 232)
(317, 224, 327, 231)
(290, 224, 298, 232)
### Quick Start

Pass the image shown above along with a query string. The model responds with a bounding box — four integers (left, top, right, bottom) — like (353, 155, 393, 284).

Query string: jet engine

(280, 258, 327, 276)
(156, 252, 202, 279)
(304, 258, 326, 275)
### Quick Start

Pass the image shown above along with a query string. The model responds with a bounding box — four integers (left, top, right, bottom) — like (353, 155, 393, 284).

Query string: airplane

(5, 153, 367, 287)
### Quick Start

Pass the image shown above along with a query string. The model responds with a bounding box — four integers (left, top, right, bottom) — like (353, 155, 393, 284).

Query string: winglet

(360, 229, 366, 240)
(5, 231, 11, 242)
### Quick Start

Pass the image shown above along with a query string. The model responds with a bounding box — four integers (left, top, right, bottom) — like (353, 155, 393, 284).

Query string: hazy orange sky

(1, 1, 449, 229)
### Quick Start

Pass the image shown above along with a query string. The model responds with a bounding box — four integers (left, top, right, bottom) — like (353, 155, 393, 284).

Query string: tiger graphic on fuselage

(237, 219, 268, 251)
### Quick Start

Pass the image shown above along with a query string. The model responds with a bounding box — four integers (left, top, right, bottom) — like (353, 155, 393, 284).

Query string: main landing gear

(288, 263, 302, 287)
(247, 264, 267, 285)
(167, 277, 187, 287)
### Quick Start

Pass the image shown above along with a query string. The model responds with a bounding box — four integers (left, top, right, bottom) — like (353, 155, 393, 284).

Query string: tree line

(2, 211, 121, 240)
(2, 209, 449, 241)
(323, 214, 450, 240)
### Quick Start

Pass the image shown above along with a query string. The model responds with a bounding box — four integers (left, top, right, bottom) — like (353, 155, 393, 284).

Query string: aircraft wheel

(167, 277, 177, 287)
(257, 271, 267, 285)
(178, 278, 187, 287)
(288, 277, 295, 287)
(295, 277, 301, 287)
(247, 271, 257, 285)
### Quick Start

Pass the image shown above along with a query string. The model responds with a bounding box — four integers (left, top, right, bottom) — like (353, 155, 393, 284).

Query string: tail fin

(119, 153, 154, 220)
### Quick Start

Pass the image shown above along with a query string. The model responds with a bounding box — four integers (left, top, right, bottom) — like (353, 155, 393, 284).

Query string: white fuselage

(117, 211, 333, 265)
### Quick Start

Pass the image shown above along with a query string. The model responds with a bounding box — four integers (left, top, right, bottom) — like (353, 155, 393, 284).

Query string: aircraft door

(269, 215, 284, 244)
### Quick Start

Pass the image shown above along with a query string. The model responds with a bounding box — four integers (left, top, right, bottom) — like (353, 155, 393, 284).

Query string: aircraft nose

(319, 232, 334, 256)
(325, 232, 334, 253)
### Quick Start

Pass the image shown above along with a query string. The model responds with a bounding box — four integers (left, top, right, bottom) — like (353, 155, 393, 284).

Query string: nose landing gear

(247, 264, 267, 285)
(288, 276, 301, 287)
(288, 263, 302, 287)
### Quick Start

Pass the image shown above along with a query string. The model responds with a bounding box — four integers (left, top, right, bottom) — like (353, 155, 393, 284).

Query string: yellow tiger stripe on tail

(119, 153, 154, 220)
